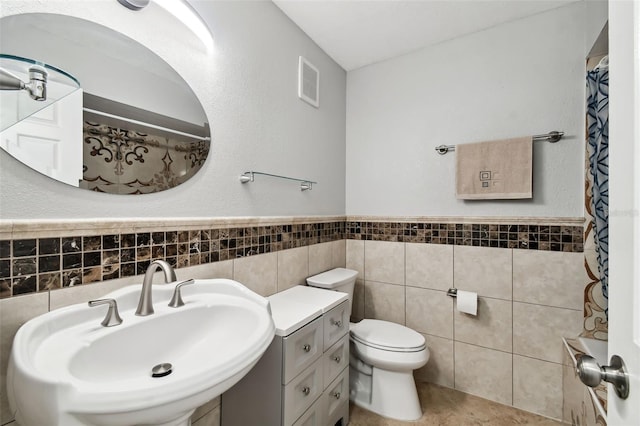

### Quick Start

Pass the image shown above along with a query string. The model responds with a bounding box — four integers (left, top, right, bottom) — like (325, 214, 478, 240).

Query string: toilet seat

(350, 319, 426, 352)
(350, 337, 429, 372)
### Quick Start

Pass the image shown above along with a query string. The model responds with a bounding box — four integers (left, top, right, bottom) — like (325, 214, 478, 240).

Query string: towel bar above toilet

(434, 131, 564, 155)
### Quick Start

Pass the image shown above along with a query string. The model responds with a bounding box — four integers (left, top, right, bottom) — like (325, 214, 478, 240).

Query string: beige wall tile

(1, 293, 49, 425)
(453, 246, 512, 300)
(277, 246, 309, 292)
(308, 242, 334, 276)
(406, 287, 453, 339)
(513, 302, 583, 363)
(346, 240, 364, 278)
(364, 280, 405, 325)
(406, 243, 453, 291)
(454, 297, 512, 352)
(178, 260, 234, 280)
(331, 240, 346, 269)
(454, 342, 512, 406)
(351, 278, 365, 322)
(49, 276, 138, 311)
(233, 253, 277, 297)
(513, 355, 563, 420)
(364, 241, 404, 285)
(414, 333, 454, 388)
(513, 250, 586, 310)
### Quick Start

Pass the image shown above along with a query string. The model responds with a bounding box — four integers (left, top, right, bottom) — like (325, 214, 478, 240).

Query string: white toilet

(306, 267, 429, 421)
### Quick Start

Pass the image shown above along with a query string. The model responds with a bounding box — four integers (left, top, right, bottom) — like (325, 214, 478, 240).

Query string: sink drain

(151, 363, 173, 378)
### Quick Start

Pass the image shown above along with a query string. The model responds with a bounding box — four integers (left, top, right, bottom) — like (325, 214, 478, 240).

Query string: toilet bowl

(306, 268, 429, 421)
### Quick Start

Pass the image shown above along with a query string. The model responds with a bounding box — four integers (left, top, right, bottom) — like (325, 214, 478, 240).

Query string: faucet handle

(88, 298, 123, 327)
(168, 279, 195, 308)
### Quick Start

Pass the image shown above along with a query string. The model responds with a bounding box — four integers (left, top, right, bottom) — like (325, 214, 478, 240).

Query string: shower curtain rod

(83, 107, 211, 141)
(434, 131, 564, 155)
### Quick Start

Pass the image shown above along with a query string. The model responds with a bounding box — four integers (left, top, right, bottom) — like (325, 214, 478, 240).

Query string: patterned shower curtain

(586, 59, 609, 317)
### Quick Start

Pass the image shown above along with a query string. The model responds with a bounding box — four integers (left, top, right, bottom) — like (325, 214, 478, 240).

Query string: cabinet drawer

(283, 359, 323, 426)
(323, 368, 349, 424)
(326, 401, 348, 426)
(283, 316, 323, 384)
(323, 334, 349, 389)
(292, 397, 322, 426)
(323, 301, 348, 350)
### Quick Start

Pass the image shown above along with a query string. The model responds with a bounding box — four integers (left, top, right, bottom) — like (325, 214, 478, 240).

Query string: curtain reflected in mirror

(82, 121, 209, 194)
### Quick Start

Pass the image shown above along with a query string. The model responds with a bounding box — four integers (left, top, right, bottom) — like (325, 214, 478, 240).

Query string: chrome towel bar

(239, 171, 317, 191)
(434, 131, 564, 155)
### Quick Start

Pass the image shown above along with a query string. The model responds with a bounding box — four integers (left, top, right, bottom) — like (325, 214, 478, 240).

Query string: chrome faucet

(168, 279, 195, 308)
(88, 298, 123, 327)
(136, 260, 177, 316)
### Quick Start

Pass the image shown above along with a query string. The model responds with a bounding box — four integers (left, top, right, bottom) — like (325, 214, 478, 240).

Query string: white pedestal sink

(7, 278, 275, 426)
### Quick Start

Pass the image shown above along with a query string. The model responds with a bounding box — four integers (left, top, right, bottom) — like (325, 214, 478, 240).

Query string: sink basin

(7, 278, 275, 426)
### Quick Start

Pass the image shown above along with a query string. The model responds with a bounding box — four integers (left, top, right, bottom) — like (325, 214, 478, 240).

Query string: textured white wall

(0, 0, 346, 219)
(346, 1, 604, 218)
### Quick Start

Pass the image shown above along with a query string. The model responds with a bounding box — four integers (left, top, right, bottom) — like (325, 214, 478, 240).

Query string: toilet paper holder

(446, 288, 457, 298)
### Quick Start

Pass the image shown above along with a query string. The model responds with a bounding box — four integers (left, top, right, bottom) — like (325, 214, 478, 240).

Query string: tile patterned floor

(348, 382, 563, 425)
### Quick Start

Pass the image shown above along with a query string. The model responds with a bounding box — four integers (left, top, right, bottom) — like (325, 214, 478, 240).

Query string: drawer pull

(302, 386, 311, 396)
(303, 344, 311, 352)
(332, 391, 341, 400)
(331, 319, 343, 327)
(332, 355, 341, 363)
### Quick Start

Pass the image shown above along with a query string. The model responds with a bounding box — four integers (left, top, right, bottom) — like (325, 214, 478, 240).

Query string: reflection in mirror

(0, 54, 81, 131)
(0, 13, 210, 195)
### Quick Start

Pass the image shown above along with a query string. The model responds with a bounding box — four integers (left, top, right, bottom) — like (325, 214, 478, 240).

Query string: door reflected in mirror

(0, 13, 210, 195)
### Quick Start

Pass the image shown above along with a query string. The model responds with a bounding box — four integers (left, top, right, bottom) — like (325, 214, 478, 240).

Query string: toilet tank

(306, 268, 358, 316)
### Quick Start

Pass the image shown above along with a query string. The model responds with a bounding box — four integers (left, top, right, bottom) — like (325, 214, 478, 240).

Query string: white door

(607, 0, 640, 424)
(0, 89, 83, 187)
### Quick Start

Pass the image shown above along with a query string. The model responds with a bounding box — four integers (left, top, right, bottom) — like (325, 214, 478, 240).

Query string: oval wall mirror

(0, 13, 210, 195)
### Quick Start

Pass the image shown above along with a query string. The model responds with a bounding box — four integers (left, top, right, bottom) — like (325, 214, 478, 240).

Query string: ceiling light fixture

(155, 0, 214, 52)
(117, 0, 150, 11)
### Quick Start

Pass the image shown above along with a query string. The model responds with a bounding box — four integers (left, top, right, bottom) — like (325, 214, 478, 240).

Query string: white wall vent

(298, 56, 319, 108)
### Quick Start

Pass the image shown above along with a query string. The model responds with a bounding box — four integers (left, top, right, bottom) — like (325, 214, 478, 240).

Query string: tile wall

(0, 220, 345, 299)
(345, 220, 583, 252)
(0, 233, 346, 425)
(346, 233, 587, 421)
(0, 216, 585, 424)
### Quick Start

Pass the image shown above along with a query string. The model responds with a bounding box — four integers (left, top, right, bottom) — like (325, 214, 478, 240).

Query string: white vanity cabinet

(221, 286, 350, 426)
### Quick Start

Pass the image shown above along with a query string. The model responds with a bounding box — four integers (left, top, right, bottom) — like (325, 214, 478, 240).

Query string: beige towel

(455, 137, 533, 199)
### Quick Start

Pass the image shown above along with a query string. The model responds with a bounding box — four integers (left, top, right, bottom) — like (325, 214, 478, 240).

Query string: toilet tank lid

(306, 268, 358, 289)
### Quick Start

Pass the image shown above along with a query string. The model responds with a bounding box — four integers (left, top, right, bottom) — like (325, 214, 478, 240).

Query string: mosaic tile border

(345, 221, 583, 251)
(0, 217, 584, 299)
(0, 222, 344, 299)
